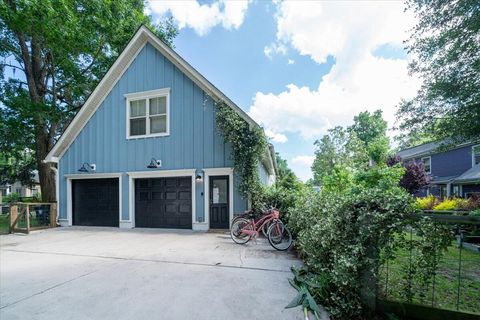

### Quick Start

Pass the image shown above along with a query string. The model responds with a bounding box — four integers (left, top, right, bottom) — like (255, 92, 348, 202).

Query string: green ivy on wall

(215, 102, 267, 208)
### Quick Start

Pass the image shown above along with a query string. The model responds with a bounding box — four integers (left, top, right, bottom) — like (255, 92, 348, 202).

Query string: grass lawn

(379, 240, 480, 314)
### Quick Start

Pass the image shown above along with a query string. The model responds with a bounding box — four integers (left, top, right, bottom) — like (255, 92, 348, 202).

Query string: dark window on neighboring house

(452, 185, 460, 196)
(440, 185, 447, 198)
(1, 189, 6, 196)
(421, 156, 431, 174)
(473, 145, 480, 166)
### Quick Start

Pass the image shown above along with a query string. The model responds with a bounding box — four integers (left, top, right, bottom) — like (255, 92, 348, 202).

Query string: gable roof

(397, 140, 475, 160)
(45, 26, 259, 162)
(453, 165, 480, 183)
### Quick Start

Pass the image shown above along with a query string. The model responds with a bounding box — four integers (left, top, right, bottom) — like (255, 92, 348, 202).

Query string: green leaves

(286, 267, 325, 320)
(396, 0, 480, 144)
(215, 102, 267, 208)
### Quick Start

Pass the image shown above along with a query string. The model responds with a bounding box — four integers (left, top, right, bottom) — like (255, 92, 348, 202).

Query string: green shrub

(432, 197, 466, 211)
(289, 165, 416, 319)
(2, 193, 20, 204)
(469, 208, 480, 216)
(415, 195, 438, 210)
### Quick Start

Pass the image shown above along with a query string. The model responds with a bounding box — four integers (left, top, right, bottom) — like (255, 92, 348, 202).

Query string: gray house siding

(58, 43, 248, 226)
(429, 146, 472, 178)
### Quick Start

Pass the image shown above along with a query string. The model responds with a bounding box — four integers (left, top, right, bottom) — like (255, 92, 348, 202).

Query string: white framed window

(125, 88, 170, 139)
(421, 156, 431, 174)
(472, 144, 480, 167)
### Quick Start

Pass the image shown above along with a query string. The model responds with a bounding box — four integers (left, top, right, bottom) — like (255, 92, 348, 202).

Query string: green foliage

(432, 197, 468, 211)
(215, 103, 267, 208)
(288, 176, 414, 319)
(415, 195, 438, 210)
(2, 192, 20, 204)
(286, 267, 324, 320)
(396, 0, 480, 143)
(275, 152, 302, 190)
(321, 165, 353, 194)
(0, 0, 178, 200)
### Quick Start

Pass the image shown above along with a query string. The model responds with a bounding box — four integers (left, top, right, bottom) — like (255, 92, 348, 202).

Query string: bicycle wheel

(261, 220, 272, 237)
(267, 221, 292, 251)
(230, 218, 253, 244)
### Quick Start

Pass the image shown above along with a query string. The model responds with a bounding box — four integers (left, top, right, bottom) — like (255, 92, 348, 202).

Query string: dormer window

(125, 88, 170, 139)
(421, 156, 431, 174)
(473, 145, 480, 166)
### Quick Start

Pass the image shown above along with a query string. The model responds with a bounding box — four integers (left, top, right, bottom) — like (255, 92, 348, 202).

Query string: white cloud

(265, 129, 288, 143)
(147, 0, 250, 36)
(249, 1, 421, 140)
(291, 155, 315, 181)
(291, 155, 314, 167)
(287, 59, 295, 65)
(264, 42, 287, 59)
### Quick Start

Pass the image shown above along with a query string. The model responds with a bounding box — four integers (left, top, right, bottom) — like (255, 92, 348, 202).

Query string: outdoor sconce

(147, 158, 162, 169)
(195, 171, 203, 182)
(78, 163, 96, 173)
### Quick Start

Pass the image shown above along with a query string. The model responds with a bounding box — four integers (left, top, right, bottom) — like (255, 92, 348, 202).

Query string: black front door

(209, 176, 229, 229)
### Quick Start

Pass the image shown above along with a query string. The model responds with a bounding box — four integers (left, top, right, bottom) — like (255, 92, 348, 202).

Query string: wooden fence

(9, 203, 57, 234)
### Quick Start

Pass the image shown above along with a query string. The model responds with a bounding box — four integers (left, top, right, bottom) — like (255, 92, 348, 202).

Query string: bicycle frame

(240, 209, 280, 239)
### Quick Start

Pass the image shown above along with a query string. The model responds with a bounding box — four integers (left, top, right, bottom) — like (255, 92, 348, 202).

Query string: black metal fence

(377, 214, 480, 317)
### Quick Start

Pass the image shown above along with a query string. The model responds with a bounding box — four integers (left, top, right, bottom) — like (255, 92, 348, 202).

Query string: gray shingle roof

(454, 165, 480, 183)
(397, 141, 444, 159)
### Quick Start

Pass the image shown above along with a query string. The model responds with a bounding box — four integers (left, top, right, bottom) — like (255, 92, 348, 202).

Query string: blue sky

(147, 1, 421, 181)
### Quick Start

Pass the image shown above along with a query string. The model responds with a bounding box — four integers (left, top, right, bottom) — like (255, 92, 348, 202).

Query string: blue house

(44, 26, 276, 230)
(397, 141, 480, 198)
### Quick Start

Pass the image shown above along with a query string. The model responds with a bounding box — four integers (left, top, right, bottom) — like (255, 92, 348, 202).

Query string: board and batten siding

(59, 43, 247, 223)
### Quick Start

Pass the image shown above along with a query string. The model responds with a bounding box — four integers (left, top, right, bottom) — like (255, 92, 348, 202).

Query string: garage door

(72, 178, 119, 227)
(135, 177, 192, 229)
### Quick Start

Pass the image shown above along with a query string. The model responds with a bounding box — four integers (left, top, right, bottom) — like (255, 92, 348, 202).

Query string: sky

(147, 0, 422, 181)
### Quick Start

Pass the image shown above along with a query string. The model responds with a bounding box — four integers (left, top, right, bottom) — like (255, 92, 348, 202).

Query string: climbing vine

(215, 102, 267, 208)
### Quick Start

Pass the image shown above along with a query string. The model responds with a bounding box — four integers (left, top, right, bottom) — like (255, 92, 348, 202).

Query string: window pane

(211, 179, 228, 204)
(150, 115, 167, 133)
(130, 99, 146, 117)
(150, 97, 167, 115)
(474, 146, 480, 165)
(130, 118, 146, 136)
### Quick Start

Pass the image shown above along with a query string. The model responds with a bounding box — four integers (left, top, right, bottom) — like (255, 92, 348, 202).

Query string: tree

(396, 0, 480, 144)
(387, 155, 429, 194)
(311, 126, 368, 185)
(275, 153, 300, 190)
(0, 0, 177, 201)
(348, 110, 389, 164)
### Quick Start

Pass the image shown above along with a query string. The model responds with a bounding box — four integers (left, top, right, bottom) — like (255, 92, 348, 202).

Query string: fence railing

(377, 214, 480, 319)
(9, 203, 57, 234)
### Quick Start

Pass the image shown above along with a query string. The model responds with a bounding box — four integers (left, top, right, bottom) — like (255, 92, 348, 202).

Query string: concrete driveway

(0, 227, 310, 320)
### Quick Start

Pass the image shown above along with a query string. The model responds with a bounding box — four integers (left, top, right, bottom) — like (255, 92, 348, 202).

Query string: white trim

(203, 168, 234, 230)
(421, 156, 431, 174)
(44, 26, 259, 162)
(127, 169, 196, 228)
(65, 173, 122, 227)
(472, 144, 480, 167)
(126, 88, 170, 139)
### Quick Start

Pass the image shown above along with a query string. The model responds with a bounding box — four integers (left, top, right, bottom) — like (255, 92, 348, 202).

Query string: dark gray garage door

(135, 177, 192, 229)
(72, 178, 119, 227)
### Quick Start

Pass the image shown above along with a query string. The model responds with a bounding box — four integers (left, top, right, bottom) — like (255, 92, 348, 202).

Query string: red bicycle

(230, 208, 292, 251)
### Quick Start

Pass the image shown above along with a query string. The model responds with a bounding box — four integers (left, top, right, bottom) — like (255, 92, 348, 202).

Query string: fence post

(9, 204, 18, 233)
(26, 204, 30, 234)
(360, 243, 378, 314)
(50, 203, 57, 228)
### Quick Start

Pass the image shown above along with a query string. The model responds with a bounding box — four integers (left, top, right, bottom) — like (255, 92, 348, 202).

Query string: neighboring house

(44, 26, 276, 231)
(0, 171, 41, 200)
(397, 141, 480, 198)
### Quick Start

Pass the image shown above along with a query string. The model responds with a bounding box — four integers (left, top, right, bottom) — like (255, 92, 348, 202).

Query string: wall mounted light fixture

(195, 170, 203, 182)
(78, 163, 96, 173)
(147, 158, 162, 169)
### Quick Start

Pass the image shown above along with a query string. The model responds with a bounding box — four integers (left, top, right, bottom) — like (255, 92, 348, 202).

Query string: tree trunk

(36, 128, 56, 202)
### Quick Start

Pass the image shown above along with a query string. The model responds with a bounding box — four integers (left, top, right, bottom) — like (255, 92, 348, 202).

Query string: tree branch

(1, 63, 25, 73)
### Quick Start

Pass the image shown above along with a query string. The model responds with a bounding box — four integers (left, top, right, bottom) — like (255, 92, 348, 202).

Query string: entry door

(209, 176, 229, 229)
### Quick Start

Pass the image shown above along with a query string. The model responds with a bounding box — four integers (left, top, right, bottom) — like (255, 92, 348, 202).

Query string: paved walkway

(0, 227, 328, 320)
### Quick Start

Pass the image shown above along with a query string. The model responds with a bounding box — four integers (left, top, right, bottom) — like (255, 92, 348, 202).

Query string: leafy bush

(415, 195, 438, 210)
(2, 193, 20, 204)
(259, 185, 310, 224)
(288, 165, 415, 319)
(469, 208, 480, 216)
(432, 197, 467, 211)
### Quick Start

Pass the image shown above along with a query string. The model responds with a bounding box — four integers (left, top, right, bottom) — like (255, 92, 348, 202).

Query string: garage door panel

(135, 177, 192, 229)
(73, 178, 119, 227)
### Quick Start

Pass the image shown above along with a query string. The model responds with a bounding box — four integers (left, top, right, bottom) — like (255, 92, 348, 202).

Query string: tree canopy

(0, 0, 177, 200)
(396, 0, 480, 146)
